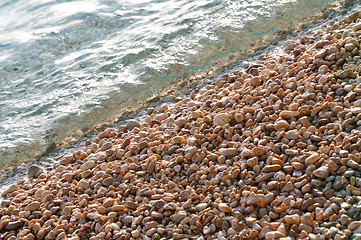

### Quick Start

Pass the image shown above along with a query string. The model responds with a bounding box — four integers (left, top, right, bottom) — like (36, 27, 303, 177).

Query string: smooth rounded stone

(353, 234, 361, 240)
(345, 43, 355, 51)
(284, 130, 299, 140)
(171, 136, 185, 144)
(1, 184, 19, 197)
(219, 148, 238, 157)
(25, 201, 40, 211)
(274, 120, 289, 130)
(285, 149, 298, 156)
(80, 160, 95, 171)
(102, 177, 114, 186)
(265, 231, 286, 240)
(301, 213, 314, 226)
(263, 164, 282, 173)
(213, 113, 230, 126)
(348, 221, 361, 231)
(131, 230, 140, 238)
(247, 157, 258, 168)
(0, 219, 10, 231)
(168, 145, 180, 155)
(252, 147, 266, 156)
(98, 129, 109, 138)
(78, 179, 90, 189)
(152, 199, 166, 209)
(157, 104, 168, 112)
(5, 221, 24, 231)
(284, 214, 301, 225)
(195, 203, 208, 212)
(344, 170, 355, 177)
(347, 160, 360, 169)
(313, 166, 329, 179)
(240, 148, 252, 158)
(305, 153, 320, 166)
(174, 211, 187, 222)
(43, 194, 55, 203)
(35, 190, 47, 202)
(281, 182, 294, 192)
(335, 88, 347, 96)
(122, 216, 134, 224)
(126, 119, 140, 130)
(338, 69, 353, 79)
(319, 75, 329, 84)
(311, 179, 323, 187)
(218, 203, 231, 213)
(353, 23, 361, 32)
(62, 206, 72, 216)
(318, 65, 329, 74)
(174, 165, 181, 173)
(250, 76, 262, 86)
(81, 170, 91, 179)
(184, 146, 198, 160)
(62, 173, 73, 182)
(175, 118, 187, 127)
(28, 165, 43, 178)
(274, 171, 286, 181)
(280, 110, 299, 119)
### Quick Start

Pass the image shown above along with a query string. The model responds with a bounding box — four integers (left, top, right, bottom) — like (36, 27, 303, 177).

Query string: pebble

(284, 130, 299, 140)
(305, 153, 320, 166)
(263, 164, 282, 173)
(1, 184, 19, 197)
(219, 148, 238, 157)
(252, 146, 266, 156)
(213, 113, 230, 126)
(25, 201, 40, 211)
(265, 231, 286, 240)
(126, 119, 140, 130)
(338, 69, 353, 79)
(284, 214, 300, 225)
(5, 221, 24, 231)
(274, 120, 289, 130)
(195, 203, 208, 212)
(218, 203, 231, 213)
(347, 160, 359, 169)
(313, 166, 330, 179)
(281, 182, 294, 192)
(80, 160, 95, 171)
(348, 221, 361, 231)
(280, 110, 299, 119)
(78, 179, 90, 189)
(28, 165, 43, 178)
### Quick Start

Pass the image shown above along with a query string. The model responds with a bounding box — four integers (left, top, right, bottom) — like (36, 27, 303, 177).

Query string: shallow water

(0, 0, 351, 171)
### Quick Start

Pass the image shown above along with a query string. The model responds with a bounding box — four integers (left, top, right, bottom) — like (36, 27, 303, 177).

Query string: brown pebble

(5, 221, 24, 231)
(25, 201, 40, 211)
(313, 166, 329, 178)
(213, 113, 230, 126)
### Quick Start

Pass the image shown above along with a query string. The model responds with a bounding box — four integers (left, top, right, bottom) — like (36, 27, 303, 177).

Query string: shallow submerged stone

(1, 184, 19, 197)
(28, 165, 43, 178)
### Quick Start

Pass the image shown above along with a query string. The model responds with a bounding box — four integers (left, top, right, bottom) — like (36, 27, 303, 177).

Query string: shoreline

(1, 2, 361, 240)
(0, 0, 347, 188)
(0, 0, 348, 184)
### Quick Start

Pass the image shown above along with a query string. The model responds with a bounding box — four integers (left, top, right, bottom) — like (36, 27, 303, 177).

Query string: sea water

(0, 0, 354, 173)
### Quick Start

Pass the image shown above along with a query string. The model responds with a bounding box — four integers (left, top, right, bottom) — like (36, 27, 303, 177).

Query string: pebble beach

(3, 7, 361, 240)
